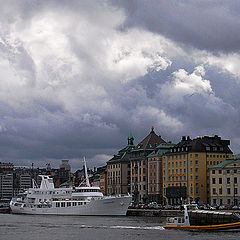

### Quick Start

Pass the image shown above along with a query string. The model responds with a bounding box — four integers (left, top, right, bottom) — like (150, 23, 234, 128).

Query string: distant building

(99, 166, 107, 195)
(107, 135, 135, 195)
(0, 173, 14, 200)
(130, 127, 167, 203)
(0, 162, 14, 174)
(210, 155, 240, 206)
(163, 135, 233, 205)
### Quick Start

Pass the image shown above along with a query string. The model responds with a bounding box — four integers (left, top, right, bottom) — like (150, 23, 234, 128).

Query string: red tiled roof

(134, 127, 166, 150)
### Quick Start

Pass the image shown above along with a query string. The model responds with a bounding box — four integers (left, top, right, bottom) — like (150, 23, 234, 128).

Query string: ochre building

(163, 135, 232, 205)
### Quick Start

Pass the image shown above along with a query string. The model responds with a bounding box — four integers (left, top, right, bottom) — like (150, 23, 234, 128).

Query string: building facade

(210, 156, 240, 206)
(163, 135, 233, 205)
(107, 135, 135, 195)
(147, 143, 174, 204)
(130, 127, 167, 203)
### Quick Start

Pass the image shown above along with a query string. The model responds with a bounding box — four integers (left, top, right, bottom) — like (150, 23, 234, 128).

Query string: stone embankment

(0, 208, 10, 214)
(127, 209, 183, 217)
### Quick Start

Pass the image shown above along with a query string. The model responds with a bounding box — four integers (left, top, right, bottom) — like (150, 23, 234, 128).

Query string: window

(212, 178, 216, 184)
(234, 188, 238, 194)
(195, 168, 199, 173)
(227, 170, 230, 174)
(234, 169, 237, 173)
(195, 160, 199, 165)
(227, 178, 230, 184)
(196, 175, 199, 180)
(195, 154, 199, 158)
(219, 188, 222, 194)
(56, 202, 60, 207)
(234, 177, 237, 184)
(219, 178, 222, 184)
(213, 188, 216, 194)
(190, 160, 192, 166)
(219, 170, 222, 174)
(227, 188, 231, 194)
(212, 170, 215, 174)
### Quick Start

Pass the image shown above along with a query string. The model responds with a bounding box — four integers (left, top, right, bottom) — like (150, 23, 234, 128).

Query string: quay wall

(127, 209, 183, 217)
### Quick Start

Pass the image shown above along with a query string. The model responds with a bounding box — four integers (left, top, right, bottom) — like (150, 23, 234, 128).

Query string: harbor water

(0, 213, 239, 240)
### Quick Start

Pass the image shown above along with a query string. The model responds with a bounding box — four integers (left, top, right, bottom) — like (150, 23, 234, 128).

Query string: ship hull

(10, 195, 131, 216)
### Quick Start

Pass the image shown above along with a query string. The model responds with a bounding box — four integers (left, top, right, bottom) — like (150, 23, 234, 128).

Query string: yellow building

(163, 135, 232, 205)
(210, 155, 240, 206)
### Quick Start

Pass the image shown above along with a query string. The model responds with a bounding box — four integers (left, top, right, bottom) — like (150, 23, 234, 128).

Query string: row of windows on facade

(212, 169, 238, 174)
(170, 146, 224, 153)
(132, 168, 146, 174)
(108, 164, 121, 169)
(163, 153, 229, 161)
(212, 188, 238, 195)
(212, 198, 237, 205)
(212, 177, 238, 185)
(164, 167, 198, 175)
(107, 171, 121, 176)
(132, 161, 146, 167)
(163, 185, 199, 195)
(163, 160, 197, 167)
(163, 160, 224, 168)
(132, 176, 146, 182)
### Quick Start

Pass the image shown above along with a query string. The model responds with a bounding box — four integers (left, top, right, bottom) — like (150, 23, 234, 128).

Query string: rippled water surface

(0, 213, 239, 240)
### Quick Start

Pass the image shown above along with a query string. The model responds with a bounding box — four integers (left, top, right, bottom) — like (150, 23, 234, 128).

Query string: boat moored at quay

(164, 204, 240, 231)
(10, 160, 131, 216)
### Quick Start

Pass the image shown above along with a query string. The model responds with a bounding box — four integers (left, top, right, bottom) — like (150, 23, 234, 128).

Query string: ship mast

(84, 157, 90, 187)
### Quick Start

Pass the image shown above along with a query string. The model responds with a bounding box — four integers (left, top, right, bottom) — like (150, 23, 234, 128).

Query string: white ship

(10, 159, 132, 216)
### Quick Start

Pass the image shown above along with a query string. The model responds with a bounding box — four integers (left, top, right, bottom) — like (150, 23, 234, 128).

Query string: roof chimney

(182, 136, 186, 141)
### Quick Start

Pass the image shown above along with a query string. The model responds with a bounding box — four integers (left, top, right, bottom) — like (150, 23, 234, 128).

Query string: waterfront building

(210, 155, 240, 206)
(0, 162, 14, 174)
(0, 173, 14, 200)
(147, 143, 175, 204)
(107, 135, 135, 195)
(130, 127, 166, 203)
(163, 135, 233, 205)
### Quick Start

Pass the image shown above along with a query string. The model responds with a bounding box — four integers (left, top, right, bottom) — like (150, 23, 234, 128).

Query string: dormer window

(206, 147, 210, 151)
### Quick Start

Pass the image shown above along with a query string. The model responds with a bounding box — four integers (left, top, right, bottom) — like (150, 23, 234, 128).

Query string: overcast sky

(0, 0, 240, 170)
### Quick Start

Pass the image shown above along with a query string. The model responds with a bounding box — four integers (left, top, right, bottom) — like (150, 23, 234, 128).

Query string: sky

(0, 0, 240, 171)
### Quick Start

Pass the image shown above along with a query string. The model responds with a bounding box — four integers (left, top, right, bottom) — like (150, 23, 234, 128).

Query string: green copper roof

(210, 155, 240, 169)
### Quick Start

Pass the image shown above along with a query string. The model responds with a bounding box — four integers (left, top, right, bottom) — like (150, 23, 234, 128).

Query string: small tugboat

(164, 204, 240, 231)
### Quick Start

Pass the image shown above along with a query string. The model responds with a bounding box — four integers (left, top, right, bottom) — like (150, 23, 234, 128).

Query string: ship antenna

(84, 157, 90, 187)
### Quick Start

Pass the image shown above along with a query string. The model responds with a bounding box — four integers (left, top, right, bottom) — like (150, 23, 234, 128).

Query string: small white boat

(164, 204, 240, 231)
(10, 159, 131, 216)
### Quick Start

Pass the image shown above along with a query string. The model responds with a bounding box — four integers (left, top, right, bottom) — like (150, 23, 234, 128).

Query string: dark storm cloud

(111, 0, 240, 52)
(0, 0, 240, 171)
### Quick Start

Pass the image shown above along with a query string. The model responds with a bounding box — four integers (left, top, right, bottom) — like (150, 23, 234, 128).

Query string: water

(0, 214, 239, 240)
